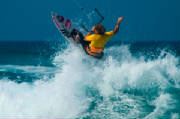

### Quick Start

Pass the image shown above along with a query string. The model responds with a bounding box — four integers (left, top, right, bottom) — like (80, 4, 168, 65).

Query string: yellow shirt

(85, 31, 114, 48)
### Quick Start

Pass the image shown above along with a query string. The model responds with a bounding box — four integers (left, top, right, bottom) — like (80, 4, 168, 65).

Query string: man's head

(94, 24, 106, 35)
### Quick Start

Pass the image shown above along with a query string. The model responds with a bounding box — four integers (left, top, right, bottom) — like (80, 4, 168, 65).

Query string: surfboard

(51, 12, 90, 48)
(51, 12, 73, 40)
(51, 12, 88, 45)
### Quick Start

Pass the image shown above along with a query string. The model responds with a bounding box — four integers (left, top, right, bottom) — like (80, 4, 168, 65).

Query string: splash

(0, 43, 179, 119)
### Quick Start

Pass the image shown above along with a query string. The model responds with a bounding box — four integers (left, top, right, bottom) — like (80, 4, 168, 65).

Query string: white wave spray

(0, 44, 179, 119)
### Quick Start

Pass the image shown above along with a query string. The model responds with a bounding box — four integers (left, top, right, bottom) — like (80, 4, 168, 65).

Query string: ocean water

(0, 39, 179, 119)
(0, 0, 180, 118)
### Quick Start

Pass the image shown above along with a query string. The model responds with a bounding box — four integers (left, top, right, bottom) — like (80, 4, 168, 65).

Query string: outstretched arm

(113, 17, 124, 34)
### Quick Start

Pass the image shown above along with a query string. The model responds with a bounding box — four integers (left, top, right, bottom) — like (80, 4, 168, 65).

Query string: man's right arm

(84, 26, 96, 41)
(113, 17, 124, 34)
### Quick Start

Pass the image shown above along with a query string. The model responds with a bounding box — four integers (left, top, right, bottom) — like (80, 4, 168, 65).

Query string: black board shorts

(70, 29, 90, 49)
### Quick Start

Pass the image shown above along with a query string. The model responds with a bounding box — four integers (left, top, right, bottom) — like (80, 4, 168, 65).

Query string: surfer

(71, 17, 124, 58)
(52, 11, 124, 58)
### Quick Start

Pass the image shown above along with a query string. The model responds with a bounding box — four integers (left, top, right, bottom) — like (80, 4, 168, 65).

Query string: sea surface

(0, 39, 179, 119)
(0, 0, 180, 118)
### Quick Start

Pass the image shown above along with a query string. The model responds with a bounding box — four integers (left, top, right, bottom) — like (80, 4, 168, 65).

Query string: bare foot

(74, 35, 79, 43)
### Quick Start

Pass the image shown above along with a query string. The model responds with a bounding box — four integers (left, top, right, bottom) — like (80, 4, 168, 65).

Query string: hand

(117, 17, 124, 24)
(91, 26, 96, 32)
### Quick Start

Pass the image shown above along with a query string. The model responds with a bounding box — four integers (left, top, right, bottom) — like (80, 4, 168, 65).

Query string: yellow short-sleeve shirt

(85, 31, 114, 48)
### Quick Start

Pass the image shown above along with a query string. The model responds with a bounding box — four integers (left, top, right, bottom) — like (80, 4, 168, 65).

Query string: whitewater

(0, 41, 179, 119)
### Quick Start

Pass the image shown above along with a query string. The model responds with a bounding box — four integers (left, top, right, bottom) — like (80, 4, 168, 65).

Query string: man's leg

(70, 29, 80, 43)
(60, 28, 71, 38)
(70, 29, 90, 48)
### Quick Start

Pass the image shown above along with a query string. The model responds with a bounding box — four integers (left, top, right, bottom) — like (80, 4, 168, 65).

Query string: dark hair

(95, 24, 106, 34)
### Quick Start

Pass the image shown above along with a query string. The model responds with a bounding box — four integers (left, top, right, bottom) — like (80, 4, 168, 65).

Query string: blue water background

(0, 0, 179, 42)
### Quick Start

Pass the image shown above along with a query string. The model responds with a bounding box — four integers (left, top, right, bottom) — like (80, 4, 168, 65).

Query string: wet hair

(95, 24, 106, 35)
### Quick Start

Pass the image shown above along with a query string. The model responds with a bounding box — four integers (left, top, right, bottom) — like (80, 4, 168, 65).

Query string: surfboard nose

(51, 12, 56, 16)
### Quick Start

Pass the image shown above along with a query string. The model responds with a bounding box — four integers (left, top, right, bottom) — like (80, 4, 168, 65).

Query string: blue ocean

(0, 0, 180, 119)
